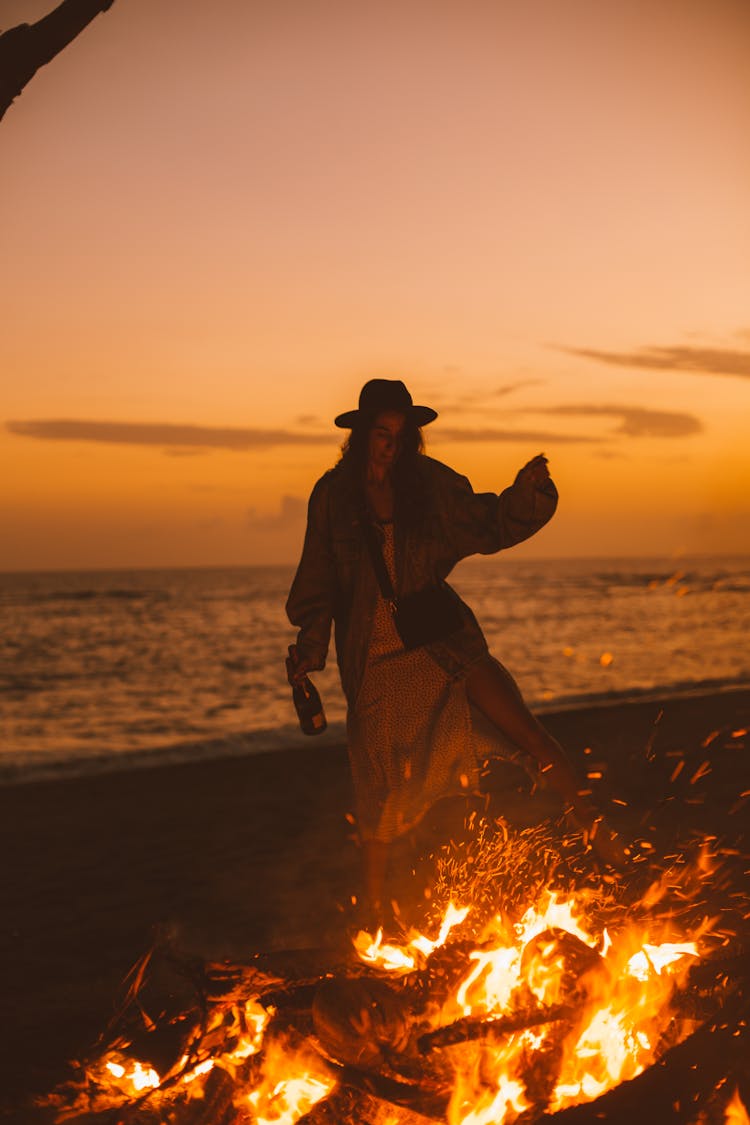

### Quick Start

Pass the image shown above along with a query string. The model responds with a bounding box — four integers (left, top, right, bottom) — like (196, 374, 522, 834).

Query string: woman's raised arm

(438, 455, 558, 563)
(496, 453, 558, 548)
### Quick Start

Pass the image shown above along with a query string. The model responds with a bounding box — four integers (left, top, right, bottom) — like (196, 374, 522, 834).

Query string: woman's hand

(516, 453, 552, 491)
(286, 643, 315, 685)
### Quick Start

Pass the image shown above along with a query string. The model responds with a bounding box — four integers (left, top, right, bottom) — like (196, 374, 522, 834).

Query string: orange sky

(2, 0, 749, 570)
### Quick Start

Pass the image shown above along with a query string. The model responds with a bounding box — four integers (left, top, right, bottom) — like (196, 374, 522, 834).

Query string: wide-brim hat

(334, 379, 438, 429)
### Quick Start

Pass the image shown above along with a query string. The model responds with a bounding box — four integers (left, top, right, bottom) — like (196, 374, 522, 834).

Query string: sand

(1, 687, 748, 1115)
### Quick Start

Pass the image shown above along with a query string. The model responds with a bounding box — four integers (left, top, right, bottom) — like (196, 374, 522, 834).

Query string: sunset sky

(2, 0, 749, 570)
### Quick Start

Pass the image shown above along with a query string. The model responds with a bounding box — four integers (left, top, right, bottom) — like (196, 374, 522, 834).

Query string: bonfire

(39, 821, 749, 1125)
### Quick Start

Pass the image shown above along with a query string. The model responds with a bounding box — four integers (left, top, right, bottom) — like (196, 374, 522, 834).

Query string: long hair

(338, 412, 427, 525)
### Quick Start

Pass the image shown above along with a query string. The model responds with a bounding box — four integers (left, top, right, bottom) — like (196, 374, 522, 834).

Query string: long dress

(346, 522, 480, 843)
(286, 455, 559, 841)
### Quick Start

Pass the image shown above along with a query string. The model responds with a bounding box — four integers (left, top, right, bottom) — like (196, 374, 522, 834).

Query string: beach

(1, 687, 749, 1117)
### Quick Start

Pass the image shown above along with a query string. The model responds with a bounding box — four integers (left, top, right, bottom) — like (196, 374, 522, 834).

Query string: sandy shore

(1, 688, 748, 1114)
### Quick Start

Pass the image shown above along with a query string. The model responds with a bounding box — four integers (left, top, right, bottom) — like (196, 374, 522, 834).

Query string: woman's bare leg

(465, 657, 625, 864)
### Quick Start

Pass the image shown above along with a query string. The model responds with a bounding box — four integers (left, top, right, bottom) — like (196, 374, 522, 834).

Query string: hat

(334, 379, 438, 429)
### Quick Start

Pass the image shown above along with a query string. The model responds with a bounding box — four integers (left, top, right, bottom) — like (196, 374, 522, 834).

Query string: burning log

(316, 1060, 450, 1120)
(417, 1004, 574, 1052)
(519, 928, 608, 1001)
(416, 929, 607, 1055)
(312, 975, 416, 1068)
(175, 1065, 237, 1125)
(410, 938, 489, 1008)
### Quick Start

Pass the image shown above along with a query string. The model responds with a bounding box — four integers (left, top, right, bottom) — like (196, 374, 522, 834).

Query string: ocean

(1, 555, 748, 784)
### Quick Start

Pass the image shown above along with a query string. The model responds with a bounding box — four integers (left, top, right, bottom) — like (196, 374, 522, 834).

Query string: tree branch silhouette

(0, 0, 116, 123)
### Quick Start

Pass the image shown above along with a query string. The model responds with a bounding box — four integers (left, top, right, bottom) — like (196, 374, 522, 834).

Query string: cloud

(432, 426, 601, 444)
(530, 404, 702, 438)
(8, 405, 694, 453)
(557, 343, 750, 379)
(6, 416, 604, 450)
(246, 495, 307, 532)
(592, 449, 629, 460)
(492, 379, 546, 397)
(429, 379, 546, 414)
(6, 419, 336, 452)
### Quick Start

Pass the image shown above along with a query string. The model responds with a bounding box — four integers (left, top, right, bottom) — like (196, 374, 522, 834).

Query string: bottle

(286, 644, 327, 736)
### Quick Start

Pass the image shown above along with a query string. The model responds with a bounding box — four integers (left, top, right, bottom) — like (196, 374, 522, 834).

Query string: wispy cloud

(6, 417, 603, 450)
(531, 405, 702, 438)
(433, 426, 601, 444)
(7, 407, 691, 453)
(493, 378, 545, 397)
(429, 379, 546, 414)
(6, 419, 336, 451)
(557, 342, 750, 379)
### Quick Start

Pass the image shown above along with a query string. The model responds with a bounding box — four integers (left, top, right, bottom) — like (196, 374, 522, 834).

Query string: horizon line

(1, 550, 748, 577)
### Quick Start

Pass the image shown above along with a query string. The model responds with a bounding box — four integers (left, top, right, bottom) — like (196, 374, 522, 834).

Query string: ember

(38, 823, 748, 1125)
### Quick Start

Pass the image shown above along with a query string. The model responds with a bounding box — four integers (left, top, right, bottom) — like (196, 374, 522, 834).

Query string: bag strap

(360, 511, 398, 612)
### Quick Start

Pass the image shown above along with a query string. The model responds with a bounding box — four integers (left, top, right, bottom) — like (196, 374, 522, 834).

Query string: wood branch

(0, 0, 116, 123)
(418, 1004, 574, 1053)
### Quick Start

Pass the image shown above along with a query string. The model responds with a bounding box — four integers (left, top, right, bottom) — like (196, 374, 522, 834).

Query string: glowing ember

(103, 1057, 160, 1093)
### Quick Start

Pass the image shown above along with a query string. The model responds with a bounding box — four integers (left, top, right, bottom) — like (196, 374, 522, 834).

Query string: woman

(287, 379, 622, 921)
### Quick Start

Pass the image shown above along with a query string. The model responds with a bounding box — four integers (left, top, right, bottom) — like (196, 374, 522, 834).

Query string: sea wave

(1, 556, 748, 783)
(3, 678, 749, 788)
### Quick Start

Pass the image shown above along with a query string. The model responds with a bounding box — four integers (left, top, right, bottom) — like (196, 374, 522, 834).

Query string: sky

(2, 0, 749, 570)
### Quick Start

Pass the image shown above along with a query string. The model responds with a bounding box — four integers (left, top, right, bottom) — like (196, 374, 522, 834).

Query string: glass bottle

(286, 645, 327, 735)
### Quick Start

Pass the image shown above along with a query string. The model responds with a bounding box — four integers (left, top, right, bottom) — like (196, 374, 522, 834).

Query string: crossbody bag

(361, 518, 463, 650)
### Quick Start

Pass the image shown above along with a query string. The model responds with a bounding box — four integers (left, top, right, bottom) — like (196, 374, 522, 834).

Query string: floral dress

(346, 523, 479, 842)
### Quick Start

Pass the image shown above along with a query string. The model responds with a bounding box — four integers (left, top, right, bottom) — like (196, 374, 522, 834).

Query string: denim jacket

(286, 455, 558, 706)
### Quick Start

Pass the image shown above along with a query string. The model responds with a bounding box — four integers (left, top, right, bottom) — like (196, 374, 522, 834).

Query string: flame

(726, 1086, 750, 1125)
(552, 1005, 649, 1104)
(353, 927, 418, 972)
(456, 943, 520, 1014)
(626, 941, 698, 981)
(351, 882, 706, 1121)
(413, 902, 471, 957)
(237, 997, 274, 1058)
(448, 1029, 536, 1125)
(440, 893, 598, 1016)
(245, 1040, 335, 1124)
(354, 901, 470, 972)
(88, 995, 276, 1111)
(181, 1057, 215, 1084)
(103, 1057, 160, 1094)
